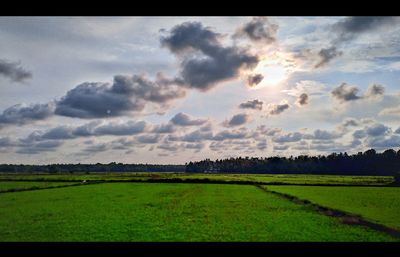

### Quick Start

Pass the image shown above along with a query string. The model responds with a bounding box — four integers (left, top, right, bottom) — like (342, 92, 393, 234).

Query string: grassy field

(266, 186, 400, 230)
(0, 181, 81, 192)
(0, 182, 396, 241)
(0, 173, 394, 186)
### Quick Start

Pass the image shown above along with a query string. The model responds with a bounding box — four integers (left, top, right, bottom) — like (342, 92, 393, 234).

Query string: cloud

(93, 120, 148, 136)
(170, 112, 208, 126)
(239, 99, 263, 110)
(0, 136, 15, 148)
(364, 84, 385, 98)
(367, 135, 400, 149)
(365, 123, 391, 137)
(332, 16, 399, 43)
(0, 102, 55, 127)
(161, 22, 259, 91)
(223, 113, 249, 127)
(272, 132, 303, 143)
(297, 93, 309, 106)
(22, 120, 149, 143)
(213, 129, 249, 141)
(255, 126, 282, 136)
(151, 123, 176, 133)
(16, 140, 63, 154)
(305, 129, 343, 140)
(314, 17, 400, 68)
(167, 127, 213, 143)
(55, 74, 186, 119)
(0, 59, 32, 82)
(379, 106, 400, 117)
(135, 134, 161, 144)
(235, 17, 278, 44)
(184, 142, 205, 152)
(267, 101, 290, 115)
(274, 144, 290, 151)
(314, 46, 343, 68)
(331, 83, 361, 102)
(247, 74, 264, 87)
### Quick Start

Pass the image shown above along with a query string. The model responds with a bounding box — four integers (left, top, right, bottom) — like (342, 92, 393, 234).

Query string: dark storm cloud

(239, 99, 263, 110)
(224, 113, 249, 127)
(314, 46, 343, 68)
(170, 112, 208, 126)
(0, 59, 32, 82)
(247, 74, 264, 87)
(331, 83, 361, 102)
(235, 17, 278, 44)
(160, 22, 259, 91)
(0, 103, 55, 126)
(268, 103, 290, 115)
(297, 93, 309, 106)
(55, 74, 186, 119)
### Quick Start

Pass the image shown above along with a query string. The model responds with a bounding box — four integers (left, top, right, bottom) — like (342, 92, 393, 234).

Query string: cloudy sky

(1, 16, 400, 164)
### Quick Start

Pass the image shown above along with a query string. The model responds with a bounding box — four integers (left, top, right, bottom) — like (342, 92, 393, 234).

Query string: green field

(0, 181, 81, 192)
(266, 186, 400, 230)
(0, 182, 397, 241)
(0, 173, 394, 186)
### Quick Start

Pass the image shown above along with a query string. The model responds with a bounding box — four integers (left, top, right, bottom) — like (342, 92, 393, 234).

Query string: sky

(1, 16, 400, 164)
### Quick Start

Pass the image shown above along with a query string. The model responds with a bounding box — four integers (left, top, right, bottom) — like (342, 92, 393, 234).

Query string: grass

(0, 181, 81, 192)
(0, 182, 396, 241)
(0, 173, 394, 186)
(267, 186, 400, 230)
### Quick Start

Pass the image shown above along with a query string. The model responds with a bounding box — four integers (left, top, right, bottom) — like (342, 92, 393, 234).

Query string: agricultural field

(266, 186, 400, 230)
(0, 181, 81, 192)
(0, 182, 398, 241)
(0, 172, 394, 186)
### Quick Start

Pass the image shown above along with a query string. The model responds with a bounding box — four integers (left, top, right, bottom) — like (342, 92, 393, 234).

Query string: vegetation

(0, 173, 394, 186)
(0, 163, 185, 173)
(0, 182, 395, 241)
(0, 181, 80, 192)
(267, 186, 400, 230)
(1, 148, 399, 176)
(186, 149, 400, 175)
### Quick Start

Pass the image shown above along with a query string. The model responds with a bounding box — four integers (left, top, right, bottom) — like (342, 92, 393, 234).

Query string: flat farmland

(0, 182, 396, 241)
(0, 181, 81, 192)
(266, 186, 400, 230)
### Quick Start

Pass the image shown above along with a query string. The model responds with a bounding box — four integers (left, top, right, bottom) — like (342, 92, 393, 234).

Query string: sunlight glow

(249, 51, 298, 89)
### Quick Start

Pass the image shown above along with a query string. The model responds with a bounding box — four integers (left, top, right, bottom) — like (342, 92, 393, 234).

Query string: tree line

(1, 148, 400, 175)
(186, 149, 400, 176)
(0, 162, 185, 173)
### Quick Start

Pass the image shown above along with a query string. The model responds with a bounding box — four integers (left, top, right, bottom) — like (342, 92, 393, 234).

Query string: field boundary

(0, 182, 102, 194)
(0, 177, 397, 187)
(256, 185, 400, 239)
